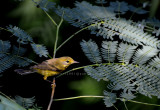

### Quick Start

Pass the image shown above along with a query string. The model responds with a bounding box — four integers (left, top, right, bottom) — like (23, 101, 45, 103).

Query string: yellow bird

(15, 57, 79, 80)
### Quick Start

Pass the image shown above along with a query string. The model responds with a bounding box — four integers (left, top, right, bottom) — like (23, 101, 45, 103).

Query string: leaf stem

(57, 62, 125, 78)
(44, 11, 57, 26)
(56, 26, 90, 51)
(125, 99, 160, 107)
(54, 95, 104, 101)
(53, 12, 64, 58)
(0, 26, 10, 32)
(56, 63, 100, 78)
(123, 100, 128, 110)
(53, 95, 160, 107)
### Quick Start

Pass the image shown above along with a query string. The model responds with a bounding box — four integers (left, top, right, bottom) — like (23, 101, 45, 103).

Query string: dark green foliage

(7, 25, 33, 44)
(89, 18, 160, 48)
(31, 43, 49, 57)
(1, 0, 159, 109)
(31, 0, 160, 108)
(34, 0, 160, 49)
(0, 94, 25, 110)
(15, 96, 35, 109)
(0, 93, 40, 110)
(80, 39, 102, 64)
(81, 39, 160, 107)
(0, 40, 11, 58)
(101, 41, 118, 63)
(32, 0, 56, 11)
(95, 0, 107, 4)
(120, 92, 136, 100)
(7, 25, 49, 57)
(0, 25, 50, 73)
(103, 91, 116, 107)
(0, 40, 32, 73)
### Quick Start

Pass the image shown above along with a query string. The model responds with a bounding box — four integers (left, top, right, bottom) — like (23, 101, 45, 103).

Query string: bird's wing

(30, 61, 59, 71)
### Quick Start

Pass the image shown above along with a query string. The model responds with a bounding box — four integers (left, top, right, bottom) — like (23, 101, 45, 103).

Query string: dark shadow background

(0, 0, 160, 110)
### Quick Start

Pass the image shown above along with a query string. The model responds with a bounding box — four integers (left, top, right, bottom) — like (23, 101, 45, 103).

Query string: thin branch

(123, 100, 128, 110)
(56, 62, 125, 78)
(44, 11, 57, 26)
(53, 95, 160, 107)
(56, 26, 90, 52)
(113, 104, 119, 110)
(54, 95, 104, 101)
(47, 54, 53, 59)
(0, 26, 10, 32)
(47, 78, 56, 110)
(126, 99, 160, 107)
(53, 12, 64, 58)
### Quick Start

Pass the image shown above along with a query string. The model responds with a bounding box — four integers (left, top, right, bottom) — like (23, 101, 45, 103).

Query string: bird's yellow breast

(35, 69, 61, 80)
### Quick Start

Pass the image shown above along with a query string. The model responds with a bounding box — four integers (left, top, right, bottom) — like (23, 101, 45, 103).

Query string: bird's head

(49, 56, 79, 70)
(59, 57, 79, 67)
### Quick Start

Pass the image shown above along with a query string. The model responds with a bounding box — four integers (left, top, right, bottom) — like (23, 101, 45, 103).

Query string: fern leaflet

(81, 39, 160, 107)
(31, 43, 49, 57)
(15, 95, 35, 109)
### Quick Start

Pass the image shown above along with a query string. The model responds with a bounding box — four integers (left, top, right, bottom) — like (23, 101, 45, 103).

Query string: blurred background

(0, 0, 160, 110)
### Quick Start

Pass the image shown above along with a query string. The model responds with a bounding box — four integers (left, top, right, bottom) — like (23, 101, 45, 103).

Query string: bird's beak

(73, 61, 79, 63)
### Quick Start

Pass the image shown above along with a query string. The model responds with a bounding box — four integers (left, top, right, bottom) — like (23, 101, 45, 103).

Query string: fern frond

(84, 66, 105, 81)
(15, 57, 33, 67)
(82, 39, 160, 106)
(7, 25, 33, 44)
(108, 1, 148, 15)
(55, 1, 116, 28)
(135, 65, 160, 98)
(128, 5, 148, 14)
(15, 95, 35, 109)
(120, 92, 136, 100)
(107, 83, 122, 91)
(101, 41, 118, 63)
(91, 18, 160, 48)
(0, 55, 15, 73)
(80, 39, 102, 63)
(32, 0, 56, 11)
(149, 56, 160, 69)
(117, 42, 137, 64)
(153, 28, 160, 37)
(50, 1, 148, 28)
(0, 94, 25, 110)
(32, 104, 42, 110)
(31, 43, 49, 57)
(0, 40, 33, 73)
(103, 91, 117, 107)
(109, 1, 129, 14)
(132, 46, 158, 65)
(0, 40, 11, 58)
(12, 46, 26, 56)
(95, 0, 107, 4)
(146, 17, 160, 28)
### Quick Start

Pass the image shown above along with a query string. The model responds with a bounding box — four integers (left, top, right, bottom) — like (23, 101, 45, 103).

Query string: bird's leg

(51, 77, 56, 88)
(43, 75, 53, 84)
(43, 75, 48, 80)
(46, 80, 53, 84)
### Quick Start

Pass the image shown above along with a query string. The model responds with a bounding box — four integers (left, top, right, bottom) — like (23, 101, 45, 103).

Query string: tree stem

(47, 78, 56, 110)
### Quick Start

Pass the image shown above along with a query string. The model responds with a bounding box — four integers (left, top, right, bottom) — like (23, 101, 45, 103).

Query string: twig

(54, 95, 104, 101)
(54, 95, 160, 107)
(56, 26, 89, 52)
(53, 11, 64, 58)
(123, 99, 128, 110)
(47, 78, 56, 110)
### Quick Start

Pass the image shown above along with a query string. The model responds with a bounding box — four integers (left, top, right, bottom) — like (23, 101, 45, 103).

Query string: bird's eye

(66, 60, 70, 63)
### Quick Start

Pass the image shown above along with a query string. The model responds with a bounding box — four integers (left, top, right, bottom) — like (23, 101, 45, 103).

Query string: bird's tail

(14, 69, 35, 75)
